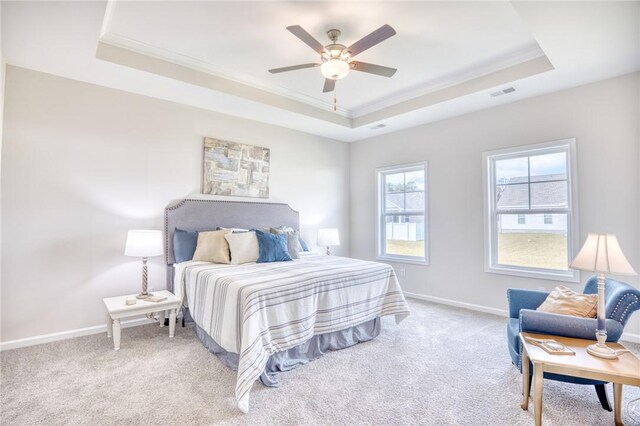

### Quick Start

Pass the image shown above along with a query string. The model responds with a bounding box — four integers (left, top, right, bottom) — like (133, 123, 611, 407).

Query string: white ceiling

(2, 1, 639, 142)
(105, 1, 541, 114)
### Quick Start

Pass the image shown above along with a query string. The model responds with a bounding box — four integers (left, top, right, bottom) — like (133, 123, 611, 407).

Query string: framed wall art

(202, 137, 270, 198)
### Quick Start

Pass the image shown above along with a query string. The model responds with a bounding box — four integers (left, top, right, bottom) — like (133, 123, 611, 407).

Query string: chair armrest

(507, 289, 549, 318)
(519, 309, 624, 342)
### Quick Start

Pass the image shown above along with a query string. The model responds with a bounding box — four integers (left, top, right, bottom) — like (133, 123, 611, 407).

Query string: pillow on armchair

(536, 286, 598, 318)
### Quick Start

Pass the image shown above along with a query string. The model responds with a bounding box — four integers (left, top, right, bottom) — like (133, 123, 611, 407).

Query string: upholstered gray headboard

(164, 199, 300, 291)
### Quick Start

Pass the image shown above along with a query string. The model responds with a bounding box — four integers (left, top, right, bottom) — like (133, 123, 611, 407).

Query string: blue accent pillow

(299, 237, 309, 252)
(173, 228, 198, 263)
(255, 230, 292, 263)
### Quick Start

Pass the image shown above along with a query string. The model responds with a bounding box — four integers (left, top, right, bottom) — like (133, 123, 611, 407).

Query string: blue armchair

(507, 276, 640, 410)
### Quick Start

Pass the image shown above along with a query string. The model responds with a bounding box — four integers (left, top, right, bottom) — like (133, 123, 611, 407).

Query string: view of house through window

(377, 163, 428, 263)
(485, 140, 577, 280)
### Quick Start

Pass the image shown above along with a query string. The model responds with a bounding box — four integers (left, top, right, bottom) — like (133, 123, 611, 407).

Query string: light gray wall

(1, 66, 350, 342)
(350, 72, 640, 338)
(0, 3, 5, 344)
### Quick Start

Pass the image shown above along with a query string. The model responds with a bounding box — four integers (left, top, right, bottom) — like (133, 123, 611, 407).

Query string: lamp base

(136, 292, 153, 300)
(587, 343, 619, 359)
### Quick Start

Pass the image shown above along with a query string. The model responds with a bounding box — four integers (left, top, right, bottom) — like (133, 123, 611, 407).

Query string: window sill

(485, 264, 579, 283)
(377, 255, 429, 266)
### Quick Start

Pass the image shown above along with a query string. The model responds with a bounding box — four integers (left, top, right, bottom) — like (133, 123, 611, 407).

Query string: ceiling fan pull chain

(334, 89, 337, 112)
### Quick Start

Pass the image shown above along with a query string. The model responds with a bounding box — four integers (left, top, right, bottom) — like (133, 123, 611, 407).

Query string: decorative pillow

(173, 228, 198, 263)
(255, 230, 292, 263)
(271, 225, 294, 232)
(192, 229, 232, 264)
(299, 237, 309, 252)
(225, 231, 259, 265)
(216, 226, 249, 233)
(287, 231, 302, 259)
(537, 286, 598, 318)
(270, 227, 301, 259)
(273, 226, 309, 251)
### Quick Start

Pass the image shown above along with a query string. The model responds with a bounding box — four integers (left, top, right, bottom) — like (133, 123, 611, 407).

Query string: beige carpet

(1, 299, 639, 425)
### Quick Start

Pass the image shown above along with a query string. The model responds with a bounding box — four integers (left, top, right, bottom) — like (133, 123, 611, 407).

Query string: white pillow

(225, 231, 259, 265)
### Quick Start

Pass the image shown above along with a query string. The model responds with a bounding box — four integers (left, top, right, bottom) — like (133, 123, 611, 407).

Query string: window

(377, 162, 428, 264)
(483, 139, 579, 282)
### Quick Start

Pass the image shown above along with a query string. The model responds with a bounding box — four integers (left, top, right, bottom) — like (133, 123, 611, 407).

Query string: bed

(165, 199, 410, 413)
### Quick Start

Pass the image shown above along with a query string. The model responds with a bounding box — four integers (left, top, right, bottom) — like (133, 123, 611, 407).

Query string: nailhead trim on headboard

(163, 198, 300, 265)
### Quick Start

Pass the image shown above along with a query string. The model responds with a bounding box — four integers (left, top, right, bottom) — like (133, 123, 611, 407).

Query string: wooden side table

(520, 332, 640, 426)
(103, 290, 181, 350)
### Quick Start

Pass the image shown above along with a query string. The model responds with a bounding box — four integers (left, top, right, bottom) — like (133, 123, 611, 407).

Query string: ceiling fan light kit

(321, 59, 350, 80)
(269, 24, 397, 97)
(320, 29, 350, 80)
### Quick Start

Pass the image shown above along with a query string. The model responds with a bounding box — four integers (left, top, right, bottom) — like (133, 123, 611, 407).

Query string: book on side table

(524, 336, 575, 355)
(145, 295, 168, 303)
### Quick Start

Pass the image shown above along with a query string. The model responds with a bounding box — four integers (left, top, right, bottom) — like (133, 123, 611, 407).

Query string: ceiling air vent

(370, 123, 387, 130)
(490, 87, 516, 98)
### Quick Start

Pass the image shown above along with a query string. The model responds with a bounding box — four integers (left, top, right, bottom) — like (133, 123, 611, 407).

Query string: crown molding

(99, 32, 353, 118)
(353, 54, 554, 128)
(351, 43, 547, 117)
(96, 0, 553, 130)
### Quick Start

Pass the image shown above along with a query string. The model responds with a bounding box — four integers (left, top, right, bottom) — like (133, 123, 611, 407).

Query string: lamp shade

(317, 228, 340, 247)
(124, 230, 163, 257)
(570, 233, 637, 275)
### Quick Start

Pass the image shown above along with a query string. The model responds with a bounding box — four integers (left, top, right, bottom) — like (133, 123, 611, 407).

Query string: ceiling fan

(269, 24, 397, 93)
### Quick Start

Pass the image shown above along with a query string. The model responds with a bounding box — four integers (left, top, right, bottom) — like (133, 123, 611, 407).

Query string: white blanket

(175, 253, 410, 413)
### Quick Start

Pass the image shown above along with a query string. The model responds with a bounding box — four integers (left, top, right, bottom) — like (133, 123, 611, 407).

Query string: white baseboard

(620, 332, 640, 344)
(404, 291, 509, 317)
(3, 294, 638, 350)
(403, 291, 640, 344)
(0, 317, 155, 351)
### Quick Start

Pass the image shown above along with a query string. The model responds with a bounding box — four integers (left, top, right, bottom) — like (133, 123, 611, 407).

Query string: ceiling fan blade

(347, 24, 396, 57)
(323, 78, 336, 93)
(350, 61, 397, 78)
(269, 63, 320, 74)
(287, 25, 326, 54)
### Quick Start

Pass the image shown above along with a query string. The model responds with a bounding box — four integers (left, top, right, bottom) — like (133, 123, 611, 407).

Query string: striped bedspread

(177, 253, 410, 413)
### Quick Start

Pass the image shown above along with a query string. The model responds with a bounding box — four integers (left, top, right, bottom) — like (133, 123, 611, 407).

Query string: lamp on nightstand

(125, 230, 163, 299)
(570, 233, 637, 359)
(317, 228, 340, 256)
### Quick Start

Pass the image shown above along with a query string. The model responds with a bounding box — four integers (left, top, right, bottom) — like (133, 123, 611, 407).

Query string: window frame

(482, 139, 580, 282)
(376, 161, 429, 265)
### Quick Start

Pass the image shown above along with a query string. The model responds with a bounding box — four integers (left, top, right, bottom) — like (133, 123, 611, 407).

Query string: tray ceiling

(102, 1, 544, 116)
(3, 1, 639, 141)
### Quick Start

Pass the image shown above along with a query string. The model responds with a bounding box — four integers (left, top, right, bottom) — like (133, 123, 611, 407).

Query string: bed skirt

(194, 316, 382, 387)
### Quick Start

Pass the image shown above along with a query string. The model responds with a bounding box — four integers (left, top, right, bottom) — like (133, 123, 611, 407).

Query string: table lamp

(317, 228, 340, 256)
(570, 233, 637, 358)
(125, 230, 163, 299)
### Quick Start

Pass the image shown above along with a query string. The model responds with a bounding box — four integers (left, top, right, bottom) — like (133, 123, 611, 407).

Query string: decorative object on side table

(317, 228, 340, 255)
(523, 336, 575, 355)
(570, 233, 637, 359)
(125, 230, 163, 299)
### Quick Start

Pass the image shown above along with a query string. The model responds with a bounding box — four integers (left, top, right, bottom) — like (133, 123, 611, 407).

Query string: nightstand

(103, 290, 181, 350)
